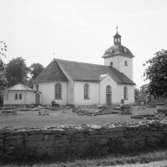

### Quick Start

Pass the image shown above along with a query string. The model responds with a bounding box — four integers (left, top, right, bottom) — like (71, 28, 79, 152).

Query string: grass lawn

(0, 106, 157, 129)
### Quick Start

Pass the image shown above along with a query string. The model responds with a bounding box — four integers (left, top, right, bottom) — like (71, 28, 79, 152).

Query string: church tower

(103, 28, 134, 80)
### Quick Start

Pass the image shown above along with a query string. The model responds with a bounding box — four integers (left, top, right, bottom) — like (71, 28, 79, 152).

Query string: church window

(106, 85, 111, 94)
(124, 86, 128, 100)
(14, 93, 22, 100)
(114, 38, 116, 43)
(19, 94, 22, 100)
(55, 83, 62, 99)
(84, 83, 89, 99)
(15, 94, 18, 100)
(125, 60, 128, 66)
(106, 85, 112, 105)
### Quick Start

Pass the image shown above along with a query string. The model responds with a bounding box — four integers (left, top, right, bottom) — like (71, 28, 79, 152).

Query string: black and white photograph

(0, 0, 167, 166)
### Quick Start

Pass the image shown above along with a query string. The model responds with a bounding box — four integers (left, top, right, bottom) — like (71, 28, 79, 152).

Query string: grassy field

(0, 106, 157, 129)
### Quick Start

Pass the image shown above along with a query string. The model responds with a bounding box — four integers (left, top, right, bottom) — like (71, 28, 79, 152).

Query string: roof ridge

(55, 58, 130, 74)
(55, 58, 109, 67)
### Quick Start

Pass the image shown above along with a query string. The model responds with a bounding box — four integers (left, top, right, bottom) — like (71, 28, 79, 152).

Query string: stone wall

(1, 122, 167, 162)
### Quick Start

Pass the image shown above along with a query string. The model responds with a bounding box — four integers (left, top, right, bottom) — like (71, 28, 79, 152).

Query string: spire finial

(116, 26, 118, 33)
(52, 49, 56, 58)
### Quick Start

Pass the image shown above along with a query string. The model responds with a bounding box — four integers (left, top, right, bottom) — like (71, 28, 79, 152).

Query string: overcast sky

(1, 0, 167, 87)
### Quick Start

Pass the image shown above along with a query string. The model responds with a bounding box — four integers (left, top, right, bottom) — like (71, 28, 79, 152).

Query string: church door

(35, 93, 40, 105)
(106, 85, 112, 105)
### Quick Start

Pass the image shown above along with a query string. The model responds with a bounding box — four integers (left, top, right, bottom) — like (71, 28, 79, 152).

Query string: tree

(30, 63, 44, 80)
(0, 41, 7, 90)
(0, 41, 7, 58)
(144, 49, 167, 99)
(0, 41, 7, 105)
(5, 57, 28, 87)
(0, 41, 7, 74)
(134, 88, 140, 102)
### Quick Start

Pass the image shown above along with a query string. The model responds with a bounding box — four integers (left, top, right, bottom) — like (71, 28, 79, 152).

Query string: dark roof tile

(34, 60, 68, 83)
(34, 58, 135, 85)
(56, 59, 135, 85)
(103, 45, 134, 58)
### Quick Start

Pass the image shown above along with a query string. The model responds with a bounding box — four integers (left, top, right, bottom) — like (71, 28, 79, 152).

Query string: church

(34, 31, 135, 106)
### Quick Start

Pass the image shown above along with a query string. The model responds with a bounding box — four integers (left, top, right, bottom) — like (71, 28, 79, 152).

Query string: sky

(0, 0, 167, 88)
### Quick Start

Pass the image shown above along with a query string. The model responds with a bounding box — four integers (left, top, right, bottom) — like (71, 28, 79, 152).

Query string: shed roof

(7, 84, 35, 92)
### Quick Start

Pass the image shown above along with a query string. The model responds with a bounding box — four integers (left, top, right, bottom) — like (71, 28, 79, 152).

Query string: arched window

(15, 94, 18, 100)
(19, 94, 22, 100)
(106, 85, 112, 105)
(124, 60, 128, 66)
(110, 62, 113, 66)
(124, 86, 128, 100)
(84, 83, 89, 99)
(55, 83, 62, 99)
(114, 38, 117, 44)
(106, 85, 111, 94)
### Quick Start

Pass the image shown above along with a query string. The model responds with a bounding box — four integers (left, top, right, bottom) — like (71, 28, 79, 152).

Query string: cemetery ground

(1, 105, 167, 166)
(0, 106, 160, 129)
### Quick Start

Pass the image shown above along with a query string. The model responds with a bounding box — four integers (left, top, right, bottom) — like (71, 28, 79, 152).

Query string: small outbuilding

(3, 84, 40, 105)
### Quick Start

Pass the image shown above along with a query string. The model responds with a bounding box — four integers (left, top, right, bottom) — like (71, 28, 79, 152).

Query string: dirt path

(110, 160, 167, 167)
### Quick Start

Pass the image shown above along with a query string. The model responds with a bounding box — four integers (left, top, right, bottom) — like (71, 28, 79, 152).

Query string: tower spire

(116, 26, 118, 33)
(114, 26, 121, 45)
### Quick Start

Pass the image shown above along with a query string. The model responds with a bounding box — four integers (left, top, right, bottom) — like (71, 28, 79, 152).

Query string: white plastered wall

(4, 91, 35, 105)
(119, 85, 135, 104)
(100, 75, 122, 104)
(38, 82, 67, 105)
(73, 81, 99, 105)
(104, 56, 133, 80)
(99, 75, 135, 105)
(67, 80, 74, 105)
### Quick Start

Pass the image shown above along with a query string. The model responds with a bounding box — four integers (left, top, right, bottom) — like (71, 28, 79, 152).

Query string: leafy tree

(0, 70, 7, 90)
(27, 63, 44, 88)
(0, 41, 7, 73)
(5, 57, 28, 87)
(0, 41, 7, 89)
(30, 63, 44, 80)
(144, 49, 167, 99)
(0, 41, 7, 105)
(134, 88, 140, 102)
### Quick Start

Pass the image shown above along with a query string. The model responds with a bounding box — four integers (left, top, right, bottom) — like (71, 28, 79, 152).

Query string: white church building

(34, 31, 135, 106)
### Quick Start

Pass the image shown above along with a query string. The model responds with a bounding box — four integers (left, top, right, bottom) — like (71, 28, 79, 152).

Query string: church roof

(103, 44, 134, 58)
(34, 61, 68, 83)
(35, 59, 135, 85)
